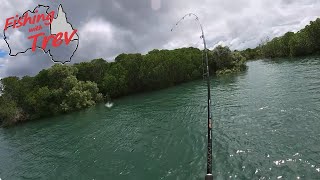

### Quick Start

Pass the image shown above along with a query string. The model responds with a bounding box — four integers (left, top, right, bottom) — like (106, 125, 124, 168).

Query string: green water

(1, 58, 320, 179)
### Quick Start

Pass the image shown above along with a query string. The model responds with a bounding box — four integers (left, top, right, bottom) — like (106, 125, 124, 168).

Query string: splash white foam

(293, 153, 299, 156)
(274, 160, 285, 166)
(236, 150, 245, 154)
(105, 102, 114, 108)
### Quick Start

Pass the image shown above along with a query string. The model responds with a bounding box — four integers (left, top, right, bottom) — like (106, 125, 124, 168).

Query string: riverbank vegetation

(241, 18, 320, 60)
(0, 46, 246, 127)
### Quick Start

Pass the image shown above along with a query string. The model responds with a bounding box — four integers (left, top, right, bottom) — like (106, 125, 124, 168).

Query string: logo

(3, 4, 79, 64)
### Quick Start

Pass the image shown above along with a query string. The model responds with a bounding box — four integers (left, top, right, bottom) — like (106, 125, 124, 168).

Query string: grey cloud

(0, 51, 54, 78)
(1, 0, 320, 78)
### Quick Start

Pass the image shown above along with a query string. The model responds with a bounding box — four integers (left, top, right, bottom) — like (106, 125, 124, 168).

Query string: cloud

(1, 0, 320, 78)
(0, 50, 54, 78)
(74, 18, 134, 61)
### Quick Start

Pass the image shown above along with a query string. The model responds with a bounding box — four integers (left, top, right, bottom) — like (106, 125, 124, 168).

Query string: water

(1, 58, 320, 179)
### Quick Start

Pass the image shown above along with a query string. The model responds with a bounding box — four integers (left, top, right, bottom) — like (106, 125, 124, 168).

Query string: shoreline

(1, 67, 247, 128)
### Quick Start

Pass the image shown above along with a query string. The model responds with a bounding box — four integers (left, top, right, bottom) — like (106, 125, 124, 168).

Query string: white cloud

(0, 0, 35, 29)
(163, 0, 320, 50)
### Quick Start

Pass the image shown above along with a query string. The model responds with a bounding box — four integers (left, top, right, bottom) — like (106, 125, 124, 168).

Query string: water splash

(105, 102, 114, 108)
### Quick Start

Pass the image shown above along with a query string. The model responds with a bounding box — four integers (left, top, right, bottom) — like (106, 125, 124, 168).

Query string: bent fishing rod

(171, 13, 213, 180)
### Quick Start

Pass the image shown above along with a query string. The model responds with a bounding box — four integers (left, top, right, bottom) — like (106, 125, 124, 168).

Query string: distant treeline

(240, 18, 320, 60)
(0, 46, 246, 127)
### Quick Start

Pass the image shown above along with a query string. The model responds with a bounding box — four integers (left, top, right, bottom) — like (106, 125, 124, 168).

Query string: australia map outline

(3, 4, 79, 64)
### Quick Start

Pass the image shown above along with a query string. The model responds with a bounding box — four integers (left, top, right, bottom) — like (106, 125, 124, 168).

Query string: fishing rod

(171, 13, 213, 180)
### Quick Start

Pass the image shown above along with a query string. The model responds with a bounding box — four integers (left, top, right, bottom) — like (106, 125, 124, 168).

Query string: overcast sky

(0, 0, 320, 78)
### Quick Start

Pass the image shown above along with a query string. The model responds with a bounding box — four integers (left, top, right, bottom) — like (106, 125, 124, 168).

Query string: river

(1, 58, 320, 179)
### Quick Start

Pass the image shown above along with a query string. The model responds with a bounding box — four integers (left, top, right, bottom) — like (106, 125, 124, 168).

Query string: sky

(0, 0, 320, 78)
(0, 50, 6, 58)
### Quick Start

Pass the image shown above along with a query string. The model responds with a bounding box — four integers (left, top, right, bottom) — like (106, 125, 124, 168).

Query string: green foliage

(74, 58, 108, 84)
(26, 86, 59, 118)
(211, 46, 233, 69)
(1, 77, 21, 102)
(242, 18, 320, 59)
(241, 48, 259, 60)
(100, 63, 128, 97)
(62, 87, 95, 112)
(210, 46, 247, 73)
(0, 96, 22, 127)
(0, 65, 102, 126)
(0, 46, 246, 127)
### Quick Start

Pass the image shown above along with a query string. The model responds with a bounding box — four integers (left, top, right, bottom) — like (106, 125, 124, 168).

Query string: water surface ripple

(1, 58, 320, 179)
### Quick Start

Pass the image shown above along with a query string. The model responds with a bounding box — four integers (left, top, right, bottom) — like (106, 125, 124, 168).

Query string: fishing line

(171, 13, 213, 180)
